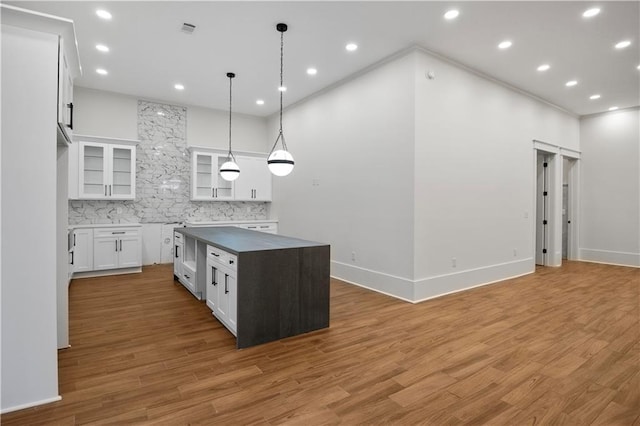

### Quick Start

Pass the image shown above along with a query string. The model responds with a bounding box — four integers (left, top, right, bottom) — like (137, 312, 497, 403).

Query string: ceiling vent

(181, 23, 196, 34)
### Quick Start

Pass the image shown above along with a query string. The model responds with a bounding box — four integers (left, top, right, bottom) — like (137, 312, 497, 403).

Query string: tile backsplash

(68, 100, 268, 225)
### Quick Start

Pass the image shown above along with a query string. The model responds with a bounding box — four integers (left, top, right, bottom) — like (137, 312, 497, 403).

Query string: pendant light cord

(227, 74, 235, 162)
(270, 27, 288, 155)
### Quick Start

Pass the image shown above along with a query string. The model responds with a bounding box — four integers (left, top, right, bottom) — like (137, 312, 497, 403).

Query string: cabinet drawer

(95, 228, 140, 238)
(207, 245, 237, 271)
(174, 231, 183, 243)
(181, 264, 196, 290)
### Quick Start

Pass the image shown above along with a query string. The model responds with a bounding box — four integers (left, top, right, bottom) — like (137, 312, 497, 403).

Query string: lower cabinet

(70, 225, 142, 276)
(206, 244, 237, 335)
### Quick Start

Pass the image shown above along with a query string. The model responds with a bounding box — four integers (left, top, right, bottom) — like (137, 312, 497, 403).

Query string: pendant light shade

(268, 23, 294, 177)
(220, 72, 240, 181)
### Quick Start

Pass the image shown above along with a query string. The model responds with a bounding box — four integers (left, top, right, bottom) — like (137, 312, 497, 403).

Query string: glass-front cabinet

(70, 135, 138, 200)
(191, 151, 233, 201)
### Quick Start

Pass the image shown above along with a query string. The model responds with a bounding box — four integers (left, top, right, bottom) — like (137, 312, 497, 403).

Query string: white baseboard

(1, 395, 61, 414)
(413, 258, 534, 302)
(71, 266, 142, 279)
(331, 258, 534, 303)
(331, 261, 414, 301)
(579, 248, 640, 268)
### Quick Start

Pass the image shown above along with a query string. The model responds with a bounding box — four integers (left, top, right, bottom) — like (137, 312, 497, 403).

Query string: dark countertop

(175, 226, 328, 254)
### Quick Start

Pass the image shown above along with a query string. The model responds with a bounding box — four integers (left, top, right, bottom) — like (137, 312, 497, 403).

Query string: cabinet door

(118, 236, 141, 268)
(93, 237, 118, 270)
(110, 145, 136, 200)
(234, 156, 271, 201)
(78, 142, 108, 199)
(72, 228, 93, 272)
(205, 259, 221, 310)
(174, 241, 183, 277)
(57, 39, 73, 142)
(191, 151, 234, 201)
(215, 271, 230, 324)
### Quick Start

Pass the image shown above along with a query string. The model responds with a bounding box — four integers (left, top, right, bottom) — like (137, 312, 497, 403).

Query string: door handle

(67, 102, 74, 130)
(224, 274, 229, 294)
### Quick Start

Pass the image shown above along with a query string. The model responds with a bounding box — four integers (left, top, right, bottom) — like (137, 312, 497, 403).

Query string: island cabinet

(174, 226, 330, 349)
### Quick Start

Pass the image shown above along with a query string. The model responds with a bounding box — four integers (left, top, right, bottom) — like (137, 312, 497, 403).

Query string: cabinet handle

(119, 240, 122, 251)
(105, 185, 108, 196)
(67, 102, 73, 130)
(109, 185, 112, 196)
(212, 187, 214, 198)
(215, 188, 218, 198)
(112, 231, 125, 234)
(175, 246, 179, 258)
(115, 240, 118, 252)
(229, 260, 234, 265)
(73, 234, 76, 246)
(211, 252, 219, 257)
(224, 274, 229, 294)
(212, 266, 217, 285)
(184, 274, 190, 279)
(70, 251, 74, 265)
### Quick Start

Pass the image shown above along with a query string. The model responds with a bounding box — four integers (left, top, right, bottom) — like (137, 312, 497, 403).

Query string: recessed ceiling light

(96, 9, 112, 20)
(96, 68, 108, 75)
(582, 8, 600, 18)
(637, 64, 640, 70)
(609, 106, 619, 111)
(615, 40, 631, 49)
(174, 83, 184, 90)
(306, 68, 317, 76)
(537, 64, 550, 72)
(256, 99, 265, 105)
(498, 40, 512, 49)
(589, 94, 601, 100)
(278, 86, 287, 92)
(95, 44, 109, 52)
(444, 9, 459, 20)
(565, 80, 578, 87)
(345, 43, 358, 52)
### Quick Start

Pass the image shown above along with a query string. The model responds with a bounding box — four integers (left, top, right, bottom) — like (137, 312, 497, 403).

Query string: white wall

(270, 53, 417, 300)
(413, 49, 579, 300)
(74, 87, 269, 152)
(1, 25, 60, 412)
(579, 108, 640, 267)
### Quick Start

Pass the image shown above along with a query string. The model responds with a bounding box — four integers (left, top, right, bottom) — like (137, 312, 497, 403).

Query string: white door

(79, 142, 108, 199)
(94, 237, 118, 270)
(535, 153, 548, 266)
(118, 236, 141, 268)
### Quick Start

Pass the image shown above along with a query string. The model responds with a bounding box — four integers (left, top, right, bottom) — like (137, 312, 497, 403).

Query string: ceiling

(6, 1, 640, 117)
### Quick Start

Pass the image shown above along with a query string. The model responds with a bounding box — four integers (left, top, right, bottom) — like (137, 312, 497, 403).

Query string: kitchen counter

(179, 226, 323, 254)
(69, 223, 141, 229)
(174, 226, 330, 348)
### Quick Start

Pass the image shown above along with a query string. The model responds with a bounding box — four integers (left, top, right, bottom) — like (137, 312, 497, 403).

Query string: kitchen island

(173, 226, 330, 348)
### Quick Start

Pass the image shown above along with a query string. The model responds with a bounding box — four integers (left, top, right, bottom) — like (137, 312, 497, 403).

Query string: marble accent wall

(69, 100, 268, 224)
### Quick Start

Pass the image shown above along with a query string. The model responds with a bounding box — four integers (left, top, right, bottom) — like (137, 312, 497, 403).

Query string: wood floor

(2, 261, 638, 425)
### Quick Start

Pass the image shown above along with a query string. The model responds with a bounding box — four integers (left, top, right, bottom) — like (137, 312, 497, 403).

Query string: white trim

(560, 147, 581, 159)
(72, 266, 142, 279)
(1, 395, 61, 414)
(330, 261, 414, 301)
(187, 145, 268, 158)
(331, 259, 534, 303)
(579, 249, 640, 268)
(73, 134, 139, 146)
(413, 258, 534, 302)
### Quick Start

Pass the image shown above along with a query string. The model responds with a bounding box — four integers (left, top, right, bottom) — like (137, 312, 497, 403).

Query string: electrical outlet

(452, 257, 457, 268)
(351, 252, 356, 262)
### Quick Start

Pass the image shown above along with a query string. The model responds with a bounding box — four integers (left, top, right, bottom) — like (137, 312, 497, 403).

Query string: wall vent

(181, 23, 196, 34)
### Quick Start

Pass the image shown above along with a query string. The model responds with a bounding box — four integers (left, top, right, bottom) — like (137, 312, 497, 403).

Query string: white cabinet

(71, 228, 93, 272)
(191, 151, 233, 201)
(205, 244, 237, 335)
(57, 37, 75, 144)
(69, 135, 138, 200)
(234, 156, 272, 201)
(173, 231, 184, 278)
(189, 147, 271, 202)
(92, 227, 141, 271)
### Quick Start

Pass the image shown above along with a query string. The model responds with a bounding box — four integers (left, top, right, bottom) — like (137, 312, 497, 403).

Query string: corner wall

(413, 49, 580, 300)
(579, 108, 640, 267)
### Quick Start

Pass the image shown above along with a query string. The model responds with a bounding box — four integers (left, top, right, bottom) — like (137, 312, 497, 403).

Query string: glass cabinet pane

(82, 144, 105, 195)
(111, 147, 132, 196)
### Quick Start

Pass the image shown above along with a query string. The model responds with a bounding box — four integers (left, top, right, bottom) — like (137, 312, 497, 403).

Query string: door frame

(532, 140, 581, 266)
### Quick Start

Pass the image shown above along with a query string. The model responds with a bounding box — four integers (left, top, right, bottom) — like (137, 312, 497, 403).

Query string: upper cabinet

(70, 135, 138, 200)
(189, 147, 272, 202)
(57, 37, 75, 143)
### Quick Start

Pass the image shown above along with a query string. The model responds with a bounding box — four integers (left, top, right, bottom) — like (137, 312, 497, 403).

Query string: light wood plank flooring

(2, 261, 638, 425)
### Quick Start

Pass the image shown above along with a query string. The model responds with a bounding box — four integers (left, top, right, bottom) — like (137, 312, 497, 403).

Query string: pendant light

(267, 23, 295, 177)
(220, 72, 240, 181)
